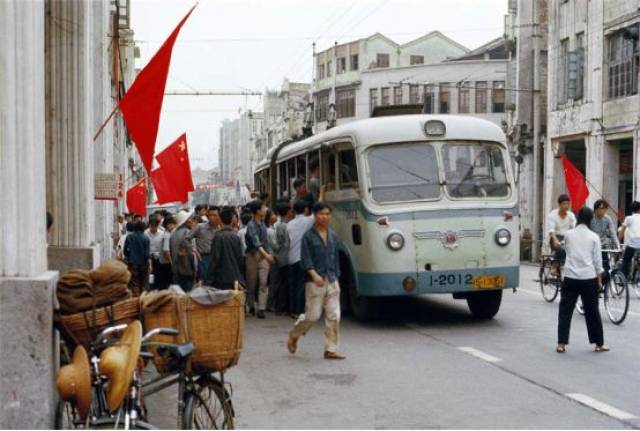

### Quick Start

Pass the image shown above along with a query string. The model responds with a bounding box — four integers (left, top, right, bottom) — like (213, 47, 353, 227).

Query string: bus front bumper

(356, 266, 519, 297)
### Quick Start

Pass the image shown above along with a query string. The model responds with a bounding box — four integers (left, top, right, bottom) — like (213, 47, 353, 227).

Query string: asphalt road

(146, 264, 640, 429)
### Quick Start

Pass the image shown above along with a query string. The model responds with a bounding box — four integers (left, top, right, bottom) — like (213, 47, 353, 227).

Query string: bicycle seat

(174, 342, 194, 359)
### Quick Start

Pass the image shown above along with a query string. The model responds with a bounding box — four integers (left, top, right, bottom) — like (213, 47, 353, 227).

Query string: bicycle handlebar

(142, 327, 179, 342)
(94, 323, 128, 346)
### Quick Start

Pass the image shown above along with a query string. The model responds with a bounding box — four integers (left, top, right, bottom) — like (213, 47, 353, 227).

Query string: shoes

(287, 335, 298, 354)
(324, 351, 346, 360)
(595, 345, 610, 352)
(257, 310, 265, 319)
(556, 344, 566, 353)
(289, 313, 299, 320)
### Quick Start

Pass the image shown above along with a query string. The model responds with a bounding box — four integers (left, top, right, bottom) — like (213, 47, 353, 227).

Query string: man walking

(188, 206, 221, 284)
(124, 220, 151, 296)
(245, 199, 274, 318)
(287, 202, 345, 360)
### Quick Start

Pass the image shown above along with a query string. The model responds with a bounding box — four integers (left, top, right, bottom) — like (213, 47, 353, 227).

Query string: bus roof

(257, 115, 506, 169)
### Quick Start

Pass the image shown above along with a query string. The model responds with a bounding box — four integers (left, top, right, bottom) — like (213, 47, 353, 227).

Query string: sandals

(595, 345, 610, 352)
(556, 345, 566, 353)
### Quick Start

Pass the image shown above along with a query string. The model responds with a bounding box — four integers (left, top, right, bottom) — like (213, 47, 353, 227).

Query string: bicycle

(538, 253, 562, 302)
(56, 323, 235, 429)
(571, 249, 628, 325)
(626, 248, 640, 299)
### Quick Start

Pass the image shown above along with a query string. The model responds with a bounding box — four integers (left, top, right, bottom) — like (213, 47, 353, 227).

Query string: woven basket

(54, 298, 141, 350)
(142, 290, 245, 374)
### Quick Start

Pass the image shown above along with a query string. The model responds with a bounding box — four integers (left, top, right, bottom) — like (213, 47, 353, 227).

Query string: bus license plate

(472, 275, 505, 289)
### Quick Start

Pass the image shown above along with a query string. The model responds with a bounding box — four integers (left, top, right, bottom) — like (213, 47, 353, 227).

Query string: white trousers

(290, 280, 341, 352)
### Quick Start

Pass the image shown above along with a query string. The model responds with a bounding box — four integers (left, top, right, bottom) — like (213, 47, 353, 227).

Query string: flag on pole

(150, 165, 188, 204)
(561, 154, 589, 211)
(118, 5, 197, 173)
(126, 178, 148, 216)
(155, 133, 195, 199)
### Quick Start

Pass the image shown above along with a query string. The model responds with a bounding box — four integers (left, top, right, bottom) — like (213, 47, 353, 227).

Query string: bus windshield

(367, 143, 441, 203)
(442, 142, 509, 198)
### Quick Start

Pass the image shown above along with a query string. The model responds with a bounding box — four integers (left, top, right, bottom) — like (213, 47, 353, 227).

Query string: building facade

(0, 0, 141, 427)
(545, 0, 640, 246)
(218, 111, 264, 188)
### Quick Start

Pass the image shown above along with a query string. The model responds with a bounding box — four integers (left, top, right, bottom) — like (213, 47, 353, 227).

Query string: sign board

(95, 173, 123, 200)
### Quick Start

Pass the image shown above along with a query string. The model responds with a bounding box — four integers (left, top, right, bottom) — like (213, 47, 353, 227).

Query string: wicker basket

(142, 290, 245, 374)
(54, 298, 141, 350)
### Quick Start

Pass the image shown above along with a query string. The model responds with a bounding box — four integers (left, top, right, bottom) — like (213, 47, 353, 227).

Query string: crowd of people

(547, 194, 640, 354)
(112, 179, 345, 359)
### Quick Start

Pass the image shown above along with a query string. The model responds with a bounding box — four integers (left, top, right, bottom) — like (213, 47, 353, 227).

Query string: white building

(312, 32, 509, 132)
(545, 0, 640, 241)
(218, 111, 264, 188)
(257, 78, 312, 163)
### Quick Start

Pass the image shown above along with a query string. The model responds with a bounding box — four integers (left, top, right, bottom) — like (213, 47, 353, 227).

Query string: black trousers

(558, 277, 604, 346)
(621, 246, 637, 278)
(275, 266, 289, 313)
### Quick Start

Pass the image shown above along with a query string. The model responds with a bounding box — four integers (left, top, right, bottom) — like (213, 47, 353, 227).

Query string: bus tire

(339, 254, 378, 320)
(466, 290, 502, 319)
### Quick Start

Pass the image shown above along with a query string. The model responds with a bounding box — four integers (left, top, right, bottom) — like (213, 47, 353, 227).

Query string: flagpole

(93, 104, 119, 142)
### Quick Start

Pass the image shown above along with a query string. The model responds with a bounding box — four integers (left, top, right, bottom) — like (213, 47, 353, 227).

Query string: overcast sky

(131, 0, 507, 172)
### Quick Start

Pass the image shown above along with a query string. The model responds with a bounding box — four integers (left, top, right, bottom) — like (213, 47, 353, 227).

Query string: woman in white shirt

(557, 206, 609, 353)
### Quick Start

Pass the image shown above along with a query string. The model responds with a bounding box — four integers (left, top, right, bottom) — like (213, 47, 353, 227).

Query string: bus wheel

(466, 290, 502, 319)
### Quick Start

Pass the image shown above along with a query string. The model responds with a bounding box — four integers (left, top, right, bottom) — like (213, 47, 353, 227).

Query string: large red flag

(561, 154, 589, 211)
(126, 178, 148, 216)
(118, 5, 196, 173)
(155, 133, 194, 198)
(150, 165, 188, 204)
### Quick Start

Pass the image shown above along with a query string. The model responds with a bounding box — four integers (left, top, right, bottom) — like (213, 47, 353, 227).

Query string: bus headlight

(387, 231, 405, 251)
(494, 228, 511, 246)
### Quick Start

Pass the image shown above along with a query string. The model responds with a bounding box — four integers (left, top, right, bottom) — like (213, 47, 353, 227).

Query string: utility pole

(531, 0, 542, 261)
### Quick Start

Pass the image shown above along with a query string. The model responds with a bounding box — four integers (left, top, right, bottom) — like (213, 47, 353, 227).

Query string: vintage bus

(254, 115, 519, 320)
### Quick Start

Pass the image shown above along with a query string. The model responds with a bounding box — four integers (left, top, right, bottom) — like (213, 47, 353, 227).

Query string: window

(574, 32, 586, 100)
(278, 162, 288, 198)
(287, 158, 296, 195)
(315, 92, 329, 122)
(558, 38, 569, 104)
(369, 88, 378, 113)
(607, 27, 639, 99)
(410, 55, 424, 65)
(442, 143, 509, 198)
(393, 86, 403, 105)
(296, 155, 306, 182)
(458, 84, 470, 113)
(368, 143, 440, 202)
(381, 87, 390, 106)
(492, 81, 505, 112)
(338, 149, 359, 189)
(350, 54, 359, 71)
(475, 81, 488, 113)
(327, 60, 332, 77)
(317, 63, 325, 80)
(439, 83, 450, 113)
(423, 84, 435, 113)
(409, 85, 420, 104)
(337, 57, 347, 74)
(336, 88, 355, 118)
(324, 152, 337, 187)
(376, 53, 390, 68)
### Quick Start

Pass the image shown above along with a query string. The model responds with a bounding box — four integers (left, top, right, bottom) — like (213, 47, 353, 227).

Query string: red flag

(118, 5, 196, 173)
(150, 165, 188, 204)
(155, 133, 194, 198)
(126, 178, 148, 216)
(561, 154, 589, 211)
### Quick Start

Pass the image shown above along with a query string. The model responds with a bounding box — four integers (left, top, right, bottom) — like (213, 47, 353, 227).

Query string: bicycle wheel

(575, 297, 585, 315)
(54, 400, 80, 430)
(539, 261, 559, 302)
(182, 375, 234, 429)
(605, 271, 629, 325)
(632, 270, 640, 299)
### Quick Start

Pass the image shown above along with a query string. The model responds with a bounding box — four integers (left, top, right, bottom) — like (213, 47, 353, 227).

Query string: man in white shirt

(287, 200, 315, 317)
(618, 200, 640, 277)
(546, 194, 576, 273)
(145, 218, 164, 290)
(557, 206, 608, 353)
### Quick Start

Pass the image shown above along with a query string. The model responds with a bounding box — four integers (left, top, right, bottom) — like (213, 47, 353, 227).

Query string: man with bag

(170, 210, 197, 292)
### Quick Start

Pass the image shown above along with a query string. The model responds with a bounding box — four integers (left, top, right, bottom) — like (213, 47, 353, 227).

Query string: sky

(131, 0, 507, 172)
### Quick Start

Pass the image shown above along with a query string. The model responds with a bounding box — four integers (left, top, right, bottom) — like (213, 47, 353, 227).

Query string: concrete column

(92, 0, 115, 261)
(585, 134, 604, 208)
(0, 0, 58, 428)
(45, 0, 100, 272)
(542, 137, 558, 253)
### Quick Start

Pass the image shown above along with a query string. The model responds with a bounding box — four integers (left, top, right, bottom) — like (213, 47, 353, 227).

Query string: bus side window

(323, 152, 337, 190)
(278, 162, 287, 199)
(338, 149, 358, 190)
